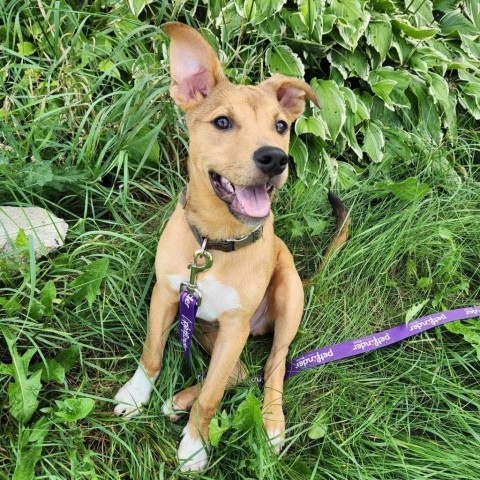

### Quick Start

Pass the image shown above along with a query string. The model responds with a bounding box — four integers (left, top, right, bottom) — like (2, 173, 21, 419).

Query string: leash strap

(178, 299, 479, 380)
(285, 306, 480, 379)
(178, 290, 199, 366)
(178, 242, 213, 366)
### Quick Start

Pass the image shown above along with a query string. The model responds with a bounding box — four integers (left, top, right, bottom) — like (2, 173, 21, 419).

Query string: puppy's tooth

(220, 177, 234, 193)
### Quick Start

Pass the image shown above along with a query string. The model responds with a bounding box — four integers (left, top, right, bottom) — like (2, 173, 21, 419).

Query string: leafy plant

(186, 0, 480, 185)
(53, 398, 96, 423)
(0, 329, 43, 424)
(446, 319, 480, 359)
(69, 258, 110, 307)
(0, 328, 88, 479)
(209, 392, 264, 447)
(13, 418, 51, 480)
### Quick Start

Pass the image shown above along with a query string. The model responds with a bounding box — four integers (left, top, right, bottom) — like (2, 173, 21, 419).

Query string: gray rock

(0, 206, 68, 256)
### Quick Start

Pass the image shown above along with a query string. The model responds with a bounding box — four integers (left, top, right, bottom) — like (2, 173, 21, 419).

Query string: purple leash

(285, 306, 480, 379)
(178, 290, 199, 367)
(180, 297, 479, 381)
(178, 242, 213, 366)
(178, 246, 480, 379)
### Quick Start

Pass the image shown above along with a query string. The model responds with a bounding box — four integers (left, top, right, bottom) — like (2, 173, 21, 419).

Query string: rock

(0, 206, 68, 256)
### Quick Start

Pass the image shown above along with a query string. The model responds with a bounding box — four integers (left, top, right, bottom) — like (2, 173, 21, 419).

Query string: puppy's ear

(260, 74, 319, 121)
(164, 23, 226, 111)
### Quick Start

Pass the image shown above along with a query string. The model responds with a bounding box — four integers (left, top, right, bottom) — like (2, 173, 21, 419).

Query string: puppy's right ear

(164, 23, 226, 111)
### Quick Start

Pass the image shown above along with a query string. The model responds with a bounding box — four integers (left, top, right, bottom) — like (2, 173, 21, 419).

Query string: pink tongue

(233, 184, 271, 218)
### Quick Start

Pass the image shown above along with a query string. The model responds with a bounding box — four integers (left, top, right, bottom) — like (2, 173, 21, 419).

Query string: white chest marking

(168, 275, 241, 322)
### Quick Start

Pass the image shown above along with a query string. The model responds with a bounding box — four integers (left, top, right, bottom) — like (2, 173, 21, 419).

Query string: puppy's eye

(213, 116, 232, 130)
(276, 120, 288, 135)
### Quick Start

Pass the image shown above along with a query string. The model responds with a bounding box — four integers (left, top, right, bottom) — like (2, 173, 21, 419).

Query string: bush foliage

(0, 1, 479, 479)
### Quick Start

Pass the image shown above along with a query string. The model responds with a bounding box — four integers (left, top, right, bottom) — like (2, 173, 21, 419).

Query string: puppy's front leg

(262, 240, 304, 452)
(178, 313, 250, 472)
(114, 280, 177, 417)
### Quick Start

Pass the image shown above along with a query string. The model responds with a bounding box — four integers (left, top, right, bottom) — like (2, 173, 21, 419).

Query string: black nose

(253, 146, 288, 176)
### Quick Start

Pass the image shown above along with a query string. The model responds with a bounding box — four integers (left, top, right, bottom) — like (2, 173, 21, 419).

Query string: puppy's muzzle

(253, 146, 288, 177)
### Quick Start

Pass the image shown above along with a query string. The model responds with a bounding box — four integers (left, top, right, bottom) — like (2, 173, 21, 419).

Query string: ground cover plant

(1, 0, 479, 479)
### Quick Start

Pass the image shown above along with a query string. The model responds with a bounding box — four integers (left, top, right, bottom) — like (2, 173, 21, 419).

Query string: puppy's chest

(168, 274, 241, 322)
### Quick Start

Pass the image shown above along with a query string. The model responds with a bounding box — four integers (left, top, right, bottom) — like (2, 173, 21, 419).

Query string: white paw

(267, 429, 285, 454)
(113, 364, 158, 418)
(178, 424, 209, 472)
(161, 397, 182, 422)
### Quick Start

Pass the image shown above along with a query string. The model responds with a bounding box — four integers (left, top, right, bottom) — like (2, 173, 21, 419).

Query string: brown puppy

(113, 23, 347, 472)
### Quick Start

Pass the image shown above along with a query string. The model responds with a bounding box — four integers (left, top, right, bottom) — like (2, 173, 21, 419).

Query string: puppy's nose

(253, 146, 288, 176)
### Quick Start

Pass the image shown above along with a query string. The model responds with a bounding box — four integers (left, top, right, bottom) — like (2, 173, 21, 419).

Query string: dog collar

(179, 188, 263, 252)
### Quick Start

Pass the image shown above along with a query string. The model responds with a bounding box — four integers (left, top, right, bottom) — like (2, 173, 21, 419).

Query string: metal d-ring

(179, 240, 213, 306)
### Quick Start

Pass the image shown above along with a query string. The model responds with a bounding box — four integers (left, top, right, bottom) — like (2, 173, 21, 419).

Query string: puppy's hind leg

(114, 281, 177, 417)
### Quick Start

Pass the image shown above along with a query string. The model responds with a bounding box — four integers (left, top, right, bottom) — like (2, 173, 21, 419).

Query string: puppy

(113, 22, 348, 472)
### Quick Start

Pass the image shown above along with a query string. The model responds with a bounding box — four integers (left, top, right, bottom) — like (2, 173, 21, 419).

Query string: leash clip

(180, 240, 213, 306)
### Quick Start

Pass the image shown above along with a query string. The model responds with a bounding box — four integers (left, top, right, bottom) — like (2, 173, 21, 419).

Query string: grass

(1, 1, 480, 479)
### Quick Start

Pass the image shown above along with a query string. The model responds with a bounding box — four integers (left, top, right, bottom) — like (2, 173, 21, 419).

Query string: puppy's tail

(322, 191, 351, 262)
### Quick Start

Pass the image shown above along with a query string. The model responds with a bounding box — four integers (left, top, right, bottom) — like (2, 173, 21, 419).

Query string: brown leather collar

(179, 188, 263, 252)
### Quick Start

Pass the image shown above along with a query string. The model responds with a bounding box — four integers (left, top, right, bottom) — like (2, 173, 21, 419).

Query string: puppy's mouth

(209, 171, 275, 222)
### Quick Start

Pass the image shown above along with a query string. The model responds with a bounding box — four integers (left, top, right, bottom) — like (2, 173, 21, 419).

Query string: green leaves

(128, 0, 154, 17)
(368, 67, 410, 109)
(361, 122, 385, 163)
(31, 346, 80, 383)
(98, 59, 121, 79)
(209, 410, 231, 447)
(311, 79, 346, 141)
(366, 18, 393, 62)
(39, 280, 56, 316)
(446, 320, 480, 360)
(296, 116, 326, 139)
(439, 9, 478, 37)
(13, 418, 51, 480)
(1, 329, 42, 424)
(208, 393, 264, 447)
(289, 136, 309, 178)
(236, 0, 287, 24)
(393, 20, 439, 39)
(464, 0, 480, 29)
(373, 177, 431, 201)
(17, 41, 36, 56)
(232, 393, 263, 430)
(308, 409, 329, 440)
(0, 330, 87, 477)
(328, 0, 370, 49)
(266, 45, 305, 77)
(125, 125, 161, 165)
(1, 329, 82, 423)
(405, 300, 429, 323)
(253, 0, 480, 173)
(54, 398, 95, 422)
(69, 258, 110, 306)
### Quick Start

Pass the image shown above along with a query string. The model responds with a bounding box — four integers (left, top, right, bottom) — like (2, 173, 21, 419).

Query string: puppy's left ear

(260, 74, 319, 121)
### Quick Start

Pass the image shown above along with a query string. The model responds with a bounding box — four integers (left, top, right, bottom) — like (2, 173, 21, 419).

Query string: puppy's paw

(113, 365, 158, 418)
(178, 424, 209, 472)
(263, 408, 285, 454)
(266, 427, 285, 454)
(161, 397, 182, 422)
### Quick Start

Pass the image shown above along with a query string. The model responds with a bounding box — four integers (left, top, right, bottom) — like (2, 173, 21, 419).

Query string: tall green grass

(1, 1, 479, 479)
